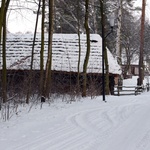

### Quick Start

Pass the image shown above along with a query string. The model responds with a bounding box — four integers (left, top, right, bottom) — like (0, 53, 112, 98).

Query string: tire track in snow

(13, 108, 105, 150)
(65, 102, 141, 150)
(65, 106, 122, 149)
(135, 130, 150, 150)
(10, 99, 142, 150)
(61, 105, 118, 150)
(13, 124, 81, 150)
(101, 101, 150, 150)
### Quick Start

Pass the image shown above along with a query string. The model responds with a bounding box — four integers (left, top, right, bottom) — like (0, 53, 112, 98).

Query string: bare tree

(77, 0, 81, 95)
(26, 0, 42, 104)
(82, 0, 90, 97)
(139, 0, 146, 86)
(40, 0, 45, 101)
(42, 0, 54, 101)
(0, 0, 10, 103)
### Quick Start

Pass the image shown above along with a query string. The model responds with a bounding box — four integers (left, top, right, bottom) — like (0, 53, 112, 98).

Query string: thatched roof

(0, 33, 121, 74)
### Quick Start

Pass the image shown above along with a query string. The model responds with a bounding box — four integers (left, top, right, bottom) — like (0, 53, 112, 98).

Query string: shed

(122, 54, 150, 78)
(0, 33, 121, 95)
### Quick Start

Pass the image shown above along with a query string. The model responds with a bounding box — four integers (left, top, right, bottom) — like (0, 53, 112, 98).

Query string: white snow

(1, 33, 121, 75)
(1, 76, 150, 150)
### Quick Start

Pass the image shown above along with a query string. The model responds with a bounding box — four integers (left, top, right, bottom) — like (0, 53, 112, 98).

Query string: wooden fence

(114, 85, 146, 96)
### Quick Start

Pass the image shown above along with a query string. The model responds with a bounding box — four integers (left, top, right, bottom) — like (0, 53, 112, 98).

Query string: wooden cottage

(0, 33, 121, 95)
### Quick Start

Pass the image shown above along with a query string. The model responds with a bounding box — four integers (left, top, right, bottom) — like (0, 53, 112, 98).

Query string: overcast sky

(7, 0, 41, 33)
(7, 0, 150, 33)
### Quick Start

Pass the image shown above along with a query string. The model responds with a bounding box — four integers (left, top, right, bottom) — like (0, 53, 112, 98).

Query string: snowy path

(1, 92, 150, 150)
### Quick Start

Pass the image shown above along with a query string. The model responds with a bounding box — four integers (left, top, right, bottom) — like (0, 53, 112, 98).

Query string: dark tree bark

(139, 0, 146, 86)
(42, 0, 54, 101)
(82, 0, 90, 97)
(40, 0, 45, 101)
(77, 0, 81, 95)
(1, 0, 10, 103)
(26, 0, 41, 104)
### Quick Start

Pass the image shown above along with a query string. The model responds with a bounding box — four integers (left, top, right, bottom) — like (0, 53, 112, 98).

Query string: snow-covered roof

(0, 33, 121, 74)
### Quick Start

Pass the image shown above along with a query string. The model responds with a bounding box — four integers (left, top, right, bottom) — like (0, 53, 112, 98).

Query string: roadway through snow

(1, 93, 150, 150)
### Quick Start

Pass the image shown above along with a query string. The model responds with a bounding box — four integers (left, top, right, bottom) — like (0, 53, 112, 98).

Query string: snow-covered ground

(0, 76, 150, 150)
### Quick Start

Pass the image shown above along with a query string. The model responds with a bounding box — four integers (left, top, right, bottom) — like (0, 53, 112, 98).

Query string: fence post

(117, 86, 120, 96)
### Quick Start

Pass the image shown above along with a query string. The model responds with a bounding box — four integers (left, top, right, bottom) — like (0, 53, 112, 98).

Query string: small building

(0, 33, 121, 95)
(122, 62, 150, 79)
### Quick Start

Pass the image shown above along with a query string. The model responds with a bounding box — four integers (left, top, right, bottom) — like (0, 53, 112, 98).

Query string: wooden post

(117, 87, 120, 96)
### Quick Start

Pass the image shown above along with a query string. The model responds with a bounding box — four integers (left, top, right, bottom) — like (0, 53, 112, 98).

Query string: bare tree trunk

(2, 11, 7, 103)
(0, 0, 6, 105)
(77, 0, 81, 95)
(82, 0, 90, 97)
(0, 1, 5, 37)
(139, 0, 146, 86)
(26, 0, 41, 104)
(40, 0, 45, 100)
(1, 0, 10, 103)
(116, 0, 122, 65)
(92, 0, 98, 33)
(42, 0, 54, 101)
